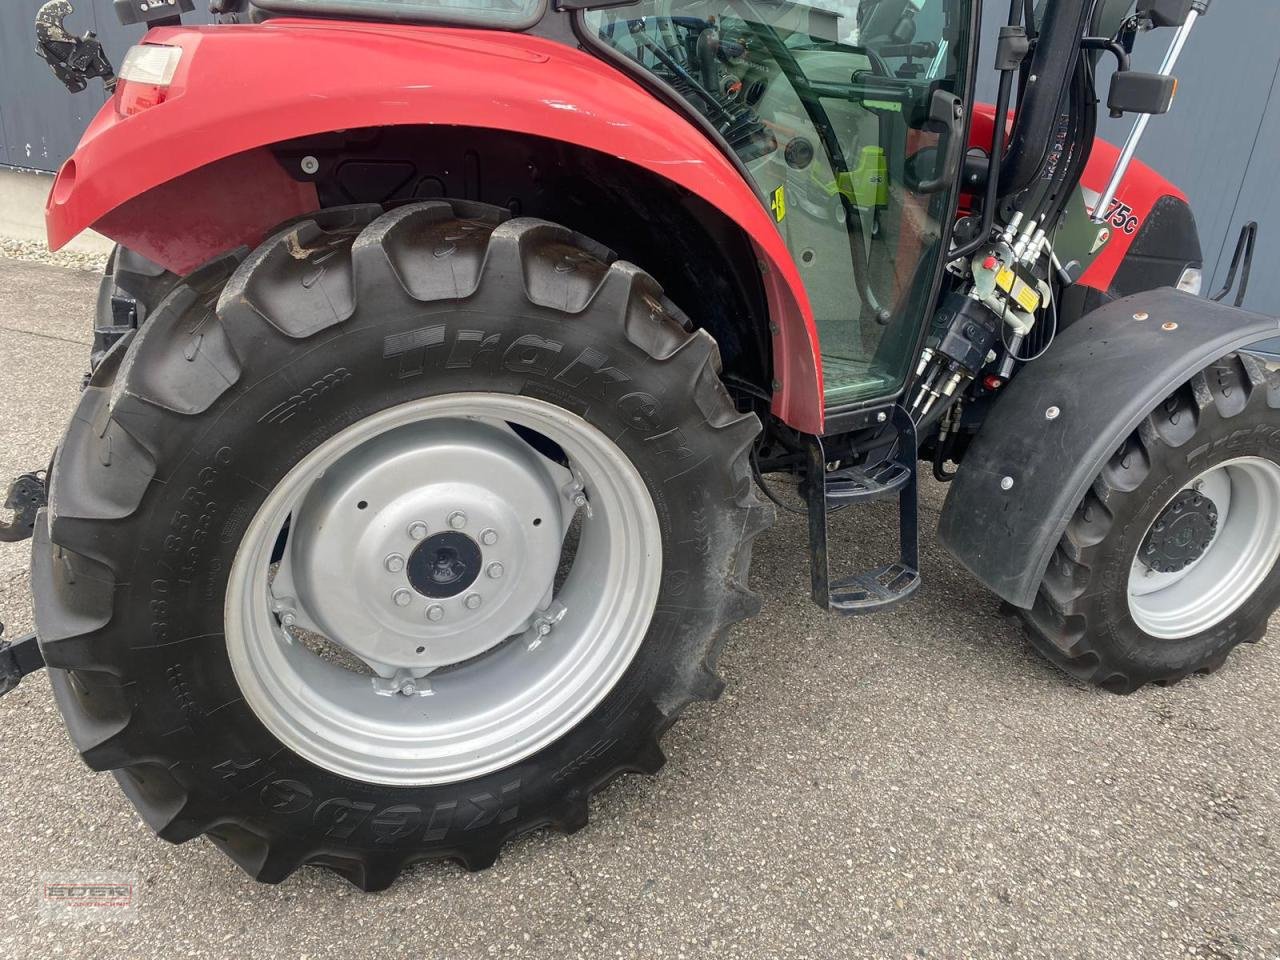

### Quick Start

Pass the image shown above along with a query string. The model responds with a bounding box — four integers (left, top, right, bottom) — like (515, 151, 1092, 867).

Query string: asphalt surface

(0, 256, 1277, 960)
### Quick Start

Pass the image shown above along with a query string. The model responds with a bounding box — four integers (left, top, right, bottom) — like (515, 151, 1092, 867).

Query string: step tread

(828, 562, 921, 614)
(825, 459, 912, 505)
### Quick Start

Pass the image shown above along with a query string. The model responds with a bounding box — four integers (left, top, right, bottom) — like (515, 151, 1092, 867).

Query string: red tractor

(3, 0, 1270, 889)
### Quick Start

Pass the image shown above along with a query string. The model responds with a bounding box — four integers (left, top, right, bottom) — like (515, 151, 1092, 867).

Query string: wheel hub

(408, 532, 482, 598)
(1139, 488, 1219, 574)
(285, 418, 565, 672)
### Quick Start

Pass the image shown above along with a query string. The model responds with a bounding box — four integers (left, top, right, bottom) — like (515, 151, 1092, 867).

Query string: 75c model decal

(1102, 198, 1142, 236)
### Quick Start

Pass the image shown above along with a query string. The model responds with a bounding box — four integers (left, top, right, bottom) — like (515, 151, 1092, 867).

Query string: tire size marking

(149, 445, 234, 643)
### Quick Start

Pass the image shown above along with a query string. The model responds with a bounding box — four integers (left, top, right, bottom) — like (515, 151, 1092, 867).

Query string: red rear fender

(47, 20, 823, 433)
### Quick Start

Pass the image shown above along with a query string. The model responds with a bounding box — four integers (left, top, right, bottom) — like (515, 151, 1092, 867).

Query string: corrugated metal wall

(2, 1, 1276, 312)
(0, 1, 213, 171)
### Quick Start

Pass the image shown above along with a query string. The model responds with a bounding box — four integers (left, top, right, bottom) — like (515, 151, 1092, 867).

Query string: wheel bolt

(281, 612, 296, 627)
(448, 511, 468, 530)
(425, 603, 444, 622)
(384, 553, 405, 573)
(464, 593, 482, 610)
(393, 588, 412, 607)
(408, 521, 429, 540)
(480, 528, 498, 546)
(399, 678, 417, 696)
(487, 562, 505, 580)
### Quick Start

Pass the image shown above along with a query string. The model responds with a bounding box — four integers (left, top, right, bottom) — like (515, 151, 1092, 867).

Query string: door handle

(916, 90, 965, 194)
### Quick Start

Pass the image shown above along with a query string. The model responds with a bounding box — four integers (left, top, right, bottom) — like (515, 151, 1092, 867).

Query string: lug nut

(480, 528, 498, 546)
(448, 511, 468, 530)
(384, 553, 405, 573)
(393, 589, 412, 607)
(487, 562, 505, 580)
(408, 521, 429, 540)
(425, 604, 444, 622)
(399, 678, 417, 696)
(280, 612, 296, 627)
(464, 593, 482, 610)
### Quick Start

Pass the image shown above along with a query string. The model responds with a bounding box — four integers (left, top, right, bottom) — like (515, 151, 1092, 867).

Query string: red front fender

(47, 20, 823, 433)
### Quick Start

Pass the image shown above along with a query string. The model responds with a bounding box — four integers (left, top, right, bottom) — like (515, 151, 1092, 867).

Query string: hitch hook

(35, 0, 116, 94)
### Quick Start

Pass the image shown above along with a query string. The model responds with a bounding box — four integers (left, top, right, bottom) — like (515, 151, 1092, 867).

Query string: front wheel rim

(225, 393, 663, 786)
(1127, 456, 1280, 640)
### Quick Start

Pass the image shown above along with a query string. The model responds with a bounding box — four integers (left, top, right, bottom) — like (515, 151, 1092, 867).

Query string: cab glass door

(586, 0, 976, 406)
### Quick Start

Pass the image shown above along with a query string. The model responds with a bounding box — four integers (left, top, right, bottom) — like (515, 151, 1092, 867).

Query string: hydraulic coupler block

(910, 293, 1003, 417)
(927, 292, 1002, 376)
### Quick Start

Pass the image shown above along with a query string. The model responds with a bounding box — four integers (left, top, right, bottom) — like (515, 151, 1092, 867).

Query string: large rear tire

(1021, 352, 1280, 693)
(34, 201, 771, 889)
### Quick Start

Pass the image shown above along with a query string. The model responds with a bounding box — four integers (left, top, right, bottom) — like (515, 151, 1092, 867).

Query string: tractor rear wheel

(1022, 352, 1280, 693)
(34, 201, 770, 889)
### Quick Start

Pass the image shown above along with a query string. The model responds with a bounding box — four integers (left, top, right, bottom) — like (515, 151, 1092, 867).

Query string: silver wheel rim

(225, 393, 662, 786)
(1128, 456, 1280, 640)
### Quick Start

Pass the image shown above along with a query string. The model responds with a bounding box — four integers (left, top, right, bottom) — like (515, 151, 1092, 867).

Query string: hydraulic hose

(950, 0, 1021, 262)
(998, 0, 1094, 195)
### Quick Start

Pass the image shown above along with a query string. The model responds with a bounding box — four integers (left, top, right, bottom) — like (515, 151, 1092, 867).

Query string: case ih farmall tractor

(3, 0, 1273, 889)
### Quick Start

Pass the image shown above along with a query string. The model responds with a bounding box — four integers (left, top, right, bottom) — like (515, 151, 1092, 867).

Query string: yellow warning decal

(996, 267, 1041, 314)
(770, 185, 786, 222)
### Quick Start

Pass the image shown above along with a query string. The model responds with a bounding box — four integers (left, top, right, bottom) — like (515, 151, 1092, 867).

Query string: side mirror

(1108, 70, 1178, 117)
(1136, 0, 1197, 28)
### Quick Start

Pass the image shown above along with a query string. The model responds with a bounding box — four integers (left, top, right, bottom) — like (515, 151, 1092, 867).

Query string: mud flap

(937, 287, 1280, 609)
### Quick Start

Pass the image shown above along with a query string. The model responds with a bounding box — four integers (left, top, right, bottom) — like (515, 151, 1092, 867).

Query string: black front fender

(937, 287, 1280, 609)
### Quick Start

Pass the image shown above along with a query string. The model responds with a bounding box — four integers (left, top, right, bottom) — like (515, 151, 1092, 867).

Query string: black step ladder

(805, 405, 921, 614)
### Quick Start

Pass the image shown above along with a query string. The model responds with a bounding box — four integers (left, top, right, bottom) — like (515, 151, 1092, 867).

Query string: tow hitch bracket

(0, 472, 47, 544)
(0, 628, 45, 699)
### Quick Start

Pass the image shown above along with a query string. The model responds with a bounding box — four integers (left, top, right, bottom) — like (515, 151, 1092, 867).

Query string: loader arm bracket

(937, 288, 1280, 610)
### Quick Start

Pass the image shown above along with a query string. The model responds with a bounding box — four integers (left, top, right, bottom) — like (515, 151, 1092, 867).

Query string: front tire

(34, 201, 771, 889)
(1021, 352, 1280, 693)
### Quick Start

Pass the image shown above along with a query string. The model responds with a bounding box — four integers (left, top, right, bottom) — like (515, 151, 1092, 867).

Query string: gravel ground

(0, 255, 1277, 960)
(0, 238, 108, 274)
